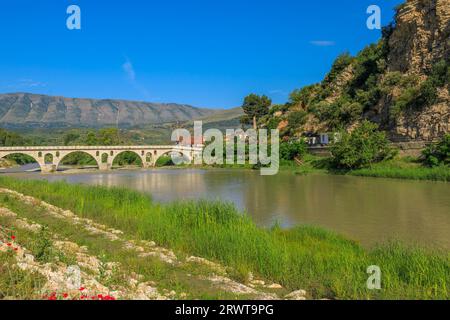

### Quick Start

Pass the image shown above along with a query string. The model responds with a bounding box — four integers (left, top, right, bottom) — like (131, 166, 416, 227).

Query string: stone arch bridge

(0, 145, 202, 173)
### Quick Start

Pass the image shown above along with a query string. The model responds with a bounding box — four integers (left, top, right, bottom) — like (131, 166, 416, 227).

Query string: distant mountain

(0, 93, 223, 129)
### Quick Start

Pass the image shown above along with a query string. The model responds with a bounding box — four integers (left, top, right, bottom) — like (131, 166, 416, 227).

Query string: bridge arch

(0, 152, 40, 165)
(144, 152, 153, 164)
(101, 153, 109, 163)
(0, 152, 43, 171)
(154, 149, 192, 166)
(44, 153, 54, 164)
(55, 151, 100, 171)
(111, 150, 144, 168)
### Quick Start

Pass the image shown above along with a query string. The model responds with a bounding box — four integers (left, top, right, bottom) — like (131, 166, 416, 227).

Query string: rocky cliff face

(388, 0, 449, 74)
(387, 0, 449, 141)
(268, 0, 449, 142)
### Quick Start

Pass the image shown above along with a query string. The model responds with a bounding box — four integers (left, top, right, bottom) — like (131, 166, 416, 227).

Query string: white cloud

(309, 40, 336, 47)
(122, 57, 151, 100)
(122, 59, 136, 81)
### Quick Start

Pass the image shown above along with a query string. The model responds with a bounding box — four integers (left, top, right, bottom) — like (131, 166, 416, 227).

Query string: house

(303, 132, 337, 146)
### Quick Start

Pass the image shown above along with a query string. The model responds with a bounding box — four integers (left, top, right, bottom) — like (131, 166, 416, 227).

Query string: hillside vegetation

(251, 0, 449, 142)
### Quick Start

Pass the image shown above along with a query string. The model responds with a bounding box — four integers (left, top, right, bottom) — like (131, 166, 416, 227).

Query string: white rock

(266, 283, 283, 289)
(285, 289, 307, 300)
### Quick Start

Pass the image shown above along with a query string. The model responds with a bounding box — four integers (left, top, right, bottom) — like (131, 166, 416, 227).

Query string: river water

(4, 168, 450, 248)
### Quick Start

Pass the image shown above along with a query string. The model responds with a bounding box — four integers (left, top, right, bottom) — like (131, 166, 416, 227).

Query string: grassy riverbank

(0, 177, 448, 300)
(292, 155, 450, 182)
(348, 163, 450, 181)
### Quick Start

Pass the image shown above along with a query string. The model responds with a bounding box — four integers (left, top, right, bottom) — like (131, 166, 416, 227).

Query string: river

(3, 168, 450, 249)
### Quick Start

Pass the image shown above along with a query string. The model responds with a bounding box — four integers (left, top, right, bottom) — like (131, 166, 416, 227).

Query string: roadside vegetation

(288, 127, 450, 182)
(313, 123, 448, 181)
(0, 177, 448, 300)
(333, 132, 449, 181)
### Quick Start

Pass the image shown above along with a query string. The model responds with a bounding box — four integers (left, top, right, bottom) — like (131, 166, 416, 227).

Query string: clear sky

(0, 0, 403, 108)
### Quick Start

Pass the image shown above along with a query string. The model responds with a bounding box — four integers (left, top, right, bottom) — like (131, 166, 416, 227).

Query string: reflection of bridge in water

(0, 145, 202, 173)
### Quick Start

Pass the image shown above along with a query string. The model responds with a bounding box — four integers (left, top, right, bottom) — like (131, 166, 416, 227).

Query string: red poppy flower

(6, 243, 11, 246)
(79, 287, 85, 291)
(11, 235, 16, 240)
(63, 293, 69, 298)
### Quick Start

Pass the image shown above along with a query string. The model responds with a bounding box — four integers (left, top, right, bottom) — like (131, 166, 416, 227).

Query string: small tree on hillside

(240, 94, 271, 129)
(330, 121, 394, 169)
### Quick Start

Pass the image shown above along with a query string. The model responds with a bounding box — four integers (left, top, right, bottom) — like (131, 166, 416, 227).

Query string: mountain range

(0, 92, 239, 129)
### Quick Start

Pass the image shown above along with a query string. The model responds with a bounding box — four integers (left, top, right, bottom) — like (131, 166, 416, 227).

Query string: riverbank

(164, 153, 449, 182)
(0, 177, 447, 300)
(0, 186, 285, 300)
(291, 155, 450, 182)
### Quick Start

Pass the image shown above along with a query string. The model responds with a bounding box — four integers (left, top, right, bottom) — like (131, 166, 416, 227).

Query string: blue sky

(0, 0, 402, 108)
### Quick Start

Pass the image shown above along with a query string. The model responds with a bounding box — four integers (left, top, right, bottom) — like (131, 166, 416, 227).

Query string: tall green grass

(293, 156, 450, 182)
(349, 165, 450, 181)
(0, 177, 448, 299)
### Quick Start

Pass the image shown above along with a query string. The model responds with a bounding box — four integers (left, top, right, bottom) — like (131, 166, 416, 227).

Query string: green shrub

(347, 42, 387, 96)
(390, 60, 449, 119)
(323, 52, 354, 84)
(113, 151, 142, 166)
(266, 117, 281, 130)
(287, 111, 307, 128)
(422, 134, 450, 167)
(156, 155, 174, 167)
(339, 101, 363, 124)
(59, 151, 97, 166)
(289, 84, 320, 108)
(280, 140, 307, 161)
(331, 121, 394, 169)
(428, 59, 449, 88)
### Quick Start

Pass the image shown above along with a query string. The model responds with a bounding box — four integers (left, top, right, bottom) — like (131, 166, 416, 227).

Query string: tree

(280, 140, 307, 161)
(86, 131, 97, 146)
(288, 111, 307, 128)
(323, 52, 353, 84)
(240, 94, 271, 129)
(330, 121, 394, 169)
(0, 129, 27, 146)
(286, 111, 307, 136)
(289, 84, 318, 109)
(63, 132, 80, 146)
(0, 129, 35, 164)
(97, 128, 121, 146)
(422, 134, 450, 167)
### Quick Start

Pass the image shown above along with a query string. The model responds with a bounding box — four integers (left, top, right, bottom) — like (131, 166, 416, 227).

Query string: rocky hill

(387, 0, 449, 140)
(0, 93, 219, 129)
(264, 0, 449, 142)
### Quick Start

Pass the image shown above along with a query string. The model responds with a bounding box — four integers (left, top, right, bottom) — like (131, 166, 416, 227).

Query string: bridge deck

(0, 145, 202, 151)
